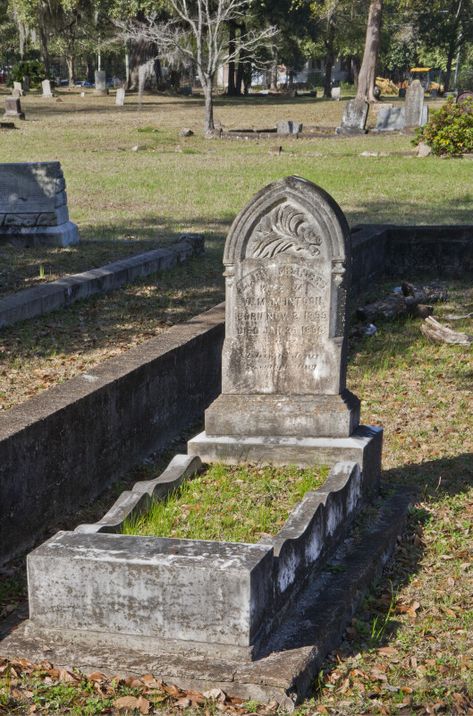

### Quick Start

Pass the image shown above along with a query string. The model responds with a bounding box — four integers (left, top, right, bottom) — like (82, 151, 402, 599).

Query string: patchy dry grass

(123, 462, 328, 543)
(0, 245, 224, 411)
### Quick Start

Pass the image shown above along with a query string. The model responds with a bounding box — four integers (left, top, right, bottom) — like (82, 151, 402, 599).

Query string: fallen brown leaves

(0, 656, 273, 715)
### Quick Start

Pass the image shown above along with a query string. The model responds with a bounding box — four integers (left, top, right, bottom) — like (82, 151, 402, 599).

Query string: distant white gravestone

(12, 81, 23, 97)
(115, 87, 125, 106)
(42, 79, 53, 98)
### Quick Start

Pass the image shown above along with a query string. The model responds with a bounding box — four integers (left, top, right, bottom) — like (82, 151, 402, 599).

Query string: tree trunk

(66, 55, 75, 87)
(269, 52, 278, 90)
(356, 0, 383, 102)
(227, 21, 237, 95)
(38, 13, 50, 75)
(444, 37, 457, 92)
(202, 80, 215, 134)
(351, 57, 360, 88)
(323, 22, 336, 98)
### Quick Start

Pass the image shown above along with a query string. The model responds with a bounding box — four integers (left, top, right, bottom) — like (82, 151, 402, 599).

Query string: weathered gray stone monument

(337, 99, 369, 134)
(0, 162, 79, 247)
(115, 87, 125, 106)
(41, 79, 53, 98)
(404, 80, 425, 127)
(375, 106, 405, 131)
(12, 81, 24, 97)
(189, 176, 382, 486)
(94, 70, 108, 95)
(276, 120, 302, 135)
(4, 97, 25, 120)
(331, 86, 341, 100)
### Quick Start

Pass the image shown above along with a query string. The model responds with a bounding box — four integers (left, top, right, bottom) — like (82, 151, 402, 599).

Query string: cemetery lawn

(0, 90, 471, 411)
(122, 463, 329, 543)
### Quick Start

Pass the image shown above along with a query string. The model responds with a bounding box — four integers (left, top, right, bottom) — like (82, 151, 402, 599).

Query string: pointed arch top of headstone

(223, 176, 351, 271)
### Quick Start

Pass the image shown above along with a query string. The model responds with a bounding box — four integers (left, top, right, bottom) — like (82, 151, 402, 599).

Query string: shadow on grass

(305, 450, 473, 699)
(0, 216, 230, 296)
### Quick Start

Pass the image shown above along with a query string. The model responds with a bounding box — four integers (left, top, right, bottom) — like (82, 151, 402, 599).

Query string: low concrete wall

(0, 303, 224, 566)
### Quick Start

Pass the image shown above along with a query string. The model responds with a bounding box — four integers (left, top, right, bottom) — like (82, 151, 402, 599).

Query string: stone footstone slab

(0, 490, 409, 709)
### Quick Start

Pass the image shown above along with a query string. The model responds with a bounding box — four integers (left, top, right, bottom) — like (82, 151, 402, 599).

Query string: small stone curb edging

(74, 454, 203, 534)
(0, 233, 204, 329)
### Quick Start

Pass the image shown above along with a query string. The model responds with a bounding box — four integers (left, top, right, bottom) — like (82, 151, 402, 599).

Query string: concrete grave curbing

(0, 233, 205, 328)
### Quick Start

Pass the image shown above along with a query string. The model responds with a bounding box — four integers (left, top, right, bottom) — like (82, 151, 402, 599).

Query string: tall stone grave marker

(337, 99, 369, 134)
(94, 70, 108, 95)
(4, 97, 25, 120)
(115, 87, 125, 106)
(42, 79, 53, 98)
(189, 176, 382, 480)
(404, 80, 424, 127)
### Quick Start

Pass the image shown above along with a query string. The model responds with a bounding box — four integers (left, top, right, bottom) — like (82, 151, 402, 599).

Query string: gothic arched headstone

(204, 176, 360, 439)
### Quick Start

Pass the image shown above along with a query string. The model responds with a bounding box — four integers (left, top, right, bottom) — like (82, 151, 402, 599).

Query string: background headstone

(420, 105, 429, 126)
(115, 87, 125, 106)
(456, 90, 473, 104)
(203, 176, 360, 439)
(94, 70, 108, 95)
(42, 79, 53, 98)
(12, 81, 23, 97)
(331, 87, 341, 100)
(276, 120, 302, 135)
(404, 80, 424, 127)
(4, 97, 25, 120)
(0, 161, 79, 247)
(337, 99, 369, 134)
(375, 106, 405, 131)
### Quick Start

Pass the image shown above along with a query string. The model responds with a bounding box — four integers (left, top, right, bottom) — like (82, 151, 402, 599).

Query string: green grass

(122, 462, 329, 543)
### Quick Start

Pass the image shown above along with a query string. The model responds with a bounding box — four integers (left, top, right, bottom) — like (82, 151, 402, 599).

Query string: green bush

(9, 60, 47, 88)
(416, 98, 473, 156)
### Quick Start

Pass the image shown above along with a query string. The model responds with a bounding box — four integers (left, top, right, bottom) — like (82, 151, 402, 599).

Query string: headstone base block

(0, 221, 79, 248)
(205, 389, 360, 438)
(188, 425, 382, 494)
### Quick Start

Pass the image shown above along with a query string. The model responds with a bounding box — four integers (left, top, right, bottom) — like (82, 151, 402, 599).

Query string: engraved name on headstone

(404, 80, 424, 127)
(204, 176, 360, 439)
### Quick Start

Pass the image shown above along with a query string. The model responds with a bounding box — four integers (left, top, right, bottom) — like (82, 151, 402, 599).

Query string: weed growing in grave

(123, 462, 329, 543)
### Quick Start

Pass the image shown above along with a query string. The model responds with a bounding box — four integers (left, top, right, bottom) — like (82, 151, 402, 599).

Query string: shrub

(9, 60, 47, 88)
(415, 98, 473, 156)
